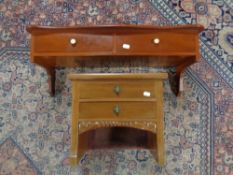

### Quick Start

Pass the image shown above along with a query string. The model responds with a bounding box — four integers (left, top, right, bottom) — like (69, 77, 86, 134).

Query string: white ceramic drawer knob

(143, 91, 151, 97)
(70, 38, 77, 45)
(122, 43, 130, 49)
(153, 38, 160, 44)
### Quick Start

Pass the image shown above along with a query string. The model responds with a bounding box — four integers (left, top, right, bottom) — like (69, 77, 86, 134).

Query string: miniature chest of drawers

(68, 73, 168, 166)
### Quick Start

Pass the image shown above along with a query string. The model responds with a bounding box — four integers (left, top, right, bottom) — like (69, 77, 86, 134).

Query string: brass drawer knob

(153, 38, 160, 44)
(113, 85, 121, 95)
(70, 38, 77, 45)
(113, 105, 120, 116)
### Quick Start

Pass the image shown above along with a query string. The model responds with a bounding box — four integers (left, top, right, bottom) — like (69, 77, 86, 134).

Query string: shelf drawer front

(79, 102, 156, 119)
(33, 33, 112, 54)
(115, 33, 196, 54)
(78, 80, 155, 99)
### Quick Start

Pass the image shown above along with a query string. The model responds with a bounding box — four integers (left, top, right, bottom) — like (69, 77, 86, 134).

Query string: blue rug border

(186, 68, 215, 175)
(0, 134, 42, 175)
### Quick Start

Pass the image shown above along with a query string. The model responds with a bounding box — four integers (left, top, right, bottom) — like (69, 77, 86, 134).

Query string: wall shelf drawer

(115, 33, 196, 55)
(33, 33, 113, 54)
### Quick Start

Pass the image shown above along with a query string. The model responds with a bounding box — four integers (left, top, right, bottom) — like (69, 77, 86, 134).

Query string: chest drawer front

(79, 102, 156, 119)
(78, 80, 155, 99)
(115, 33, 196, 55)
(33, 33, 112, 54)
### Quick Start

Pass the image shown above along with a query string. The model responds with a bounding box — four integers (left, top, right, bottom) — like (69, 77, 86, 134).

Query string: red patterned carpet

(0, 0, 232, 174)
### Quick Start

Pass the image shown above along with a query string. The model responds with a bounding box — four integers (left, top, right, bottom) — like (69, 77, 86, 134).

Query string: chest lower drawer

(79, 102, 156, 119)
(78, 80, 155, 99)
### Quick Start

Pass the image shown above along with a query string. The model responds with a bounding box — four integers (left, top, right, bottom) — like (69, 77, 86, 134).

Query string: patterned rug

(0, 0, 232, 175)
(0, 137, 41, 175)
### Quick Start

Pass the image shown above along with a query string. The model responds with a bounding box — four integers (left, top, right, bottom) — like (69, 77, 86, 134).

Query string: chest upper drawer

(77, 80, 156, 99)
(79, 102, 156, 119)
(115, 33, 196, 55)
(33, 33, 113, 54)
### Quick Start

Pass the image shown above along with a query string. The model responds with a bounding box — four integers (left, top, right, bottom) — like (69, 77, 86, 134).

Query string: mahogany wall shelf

(27, 25, 204, 95)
